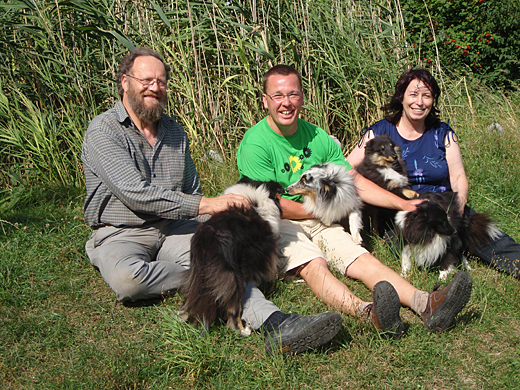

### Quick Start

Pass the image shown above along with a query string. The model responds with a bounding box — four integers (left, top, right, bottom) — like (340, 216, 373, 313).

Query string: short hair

(381, 68, 441, 130)
(262, 64, 302, 93)
(116, 47, 171, 98)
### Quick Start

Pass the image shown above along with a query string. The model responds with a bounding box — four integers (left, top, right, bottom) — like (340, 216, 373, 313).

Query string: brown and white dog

(356, 134, 417, 199)
(356, 134, 418, 236)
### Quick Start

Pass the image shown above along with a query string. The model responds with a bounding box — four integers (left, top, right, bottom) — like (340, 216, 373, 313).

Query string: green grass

(2, 130, 520, 388)
(2, 84, 520, 389)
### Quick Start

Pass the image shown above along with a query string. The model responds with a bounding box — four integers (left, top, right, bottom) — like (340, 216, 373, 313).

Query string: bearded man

(81, 47, 342, 355)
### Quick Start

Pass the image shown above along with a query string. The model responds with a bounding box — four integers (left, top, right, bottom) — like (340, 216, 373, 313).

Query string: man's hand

(198, 194, 250, 216)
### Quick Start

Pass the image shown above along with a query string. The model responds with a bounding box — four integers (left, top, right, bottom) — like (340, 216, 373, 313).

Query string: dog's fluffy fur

(395, 192, 500, 280)
(357, 134, 418, 199)
(286, 162, 363, 244)
(180, 178, 283, 336)
(356, 134, 418, 237)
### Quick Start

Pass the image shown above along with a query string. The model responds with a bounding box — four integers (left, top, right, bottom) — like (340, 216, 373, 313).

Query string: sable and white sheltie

(356, 134, 417, 200)
(286, 162, 363, 244)
(395, 191, 500, 280)
(180, 178, 284, 336)
(356, 134, 418, 237)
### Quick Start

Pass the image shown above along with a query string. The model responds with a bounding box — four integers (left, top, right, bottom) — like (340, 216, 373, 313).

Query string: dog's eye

(381, 146, 385, 151)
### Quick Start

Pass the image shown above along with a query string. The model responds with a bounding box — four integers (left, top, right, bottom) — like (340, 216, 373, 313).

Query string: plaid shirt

(82, 101, 202, 227)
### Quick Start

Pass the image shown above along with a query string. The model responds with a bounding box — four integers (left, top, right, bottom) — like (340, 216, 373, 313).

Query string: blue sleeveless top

(367, 119, 457, 193)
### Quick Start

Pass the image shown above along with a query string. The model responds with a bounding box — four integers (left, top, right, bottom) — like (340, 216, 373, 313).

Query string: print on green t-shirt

(237, 117, 352, 202)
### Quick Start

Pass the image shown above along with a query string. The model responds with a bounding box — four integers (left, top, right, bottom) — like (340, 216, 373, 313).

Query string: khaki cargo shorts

(277, 219, 368, 275)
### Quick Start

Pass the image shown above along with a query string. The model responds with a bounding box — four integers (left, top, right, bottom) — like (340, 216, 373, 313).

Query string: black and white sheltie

(286, 162, 363, 244)
(395, 191, 500, 280)
(356, 134, 418, 237)
(180, 178, 284, 336)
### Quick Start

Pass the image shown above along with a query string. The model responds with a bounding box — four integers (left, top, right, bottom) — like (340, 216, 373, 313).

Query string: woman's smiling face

(401, 78, 434, 124)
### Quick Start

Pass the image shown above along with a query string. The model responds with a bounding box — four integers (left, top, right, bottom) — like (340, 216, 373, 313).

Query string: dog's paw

(352, 231, 363, 245)
(400, 262, 411, 278)
(438, 270, 450, 282)
(400, 250, 412, 278)
(462, 256, 473, 271)
(439, 264, 456, 281)
(240, 325, 253, 337)
(177, 310, 189, 322)
(403, 189, 420, 199)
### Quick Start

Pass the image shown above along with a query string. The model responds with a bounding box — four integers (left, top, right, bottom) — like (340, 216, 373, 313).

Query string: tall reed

(1, 0, 516, 208)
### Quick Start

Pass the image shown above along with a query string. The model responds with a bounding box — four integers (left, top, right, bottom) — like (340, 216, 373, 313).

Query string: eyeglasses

(265, 92, 302, 103)
(126, 74, 167, 89)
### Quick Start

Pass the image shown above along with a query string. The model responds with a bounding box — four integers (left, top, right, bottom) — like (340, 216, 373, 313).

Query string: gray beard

(127, 89, 165, 124)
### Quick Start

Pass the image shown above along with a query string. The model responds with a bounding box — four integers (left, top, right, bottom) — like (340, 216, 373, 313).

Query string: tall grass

(1, 0, 420, 207)
(440, 77, 520, 237)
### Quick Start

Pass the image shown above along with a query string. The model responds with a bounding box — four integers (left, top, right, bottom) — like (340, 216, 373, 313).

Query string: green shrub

(401, 0, 520, 88)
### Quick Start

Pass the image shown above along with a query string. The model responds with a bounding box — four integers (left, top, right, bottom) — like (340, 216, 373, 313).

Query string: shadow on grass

(123, 297, 166, 308)
(455, 308, 482, 329)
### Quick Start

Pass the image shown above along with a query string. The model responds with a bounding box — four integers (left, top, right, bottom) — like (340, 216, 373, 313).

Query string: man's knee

(105, 266, 152, 302)
(299, 257, 329, 279)
(346, 253, 385, 278)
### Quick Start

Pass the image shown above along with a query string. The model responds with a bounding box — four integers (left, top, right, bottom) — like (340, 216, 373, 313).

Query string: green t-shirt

(237, 117, 352, 201)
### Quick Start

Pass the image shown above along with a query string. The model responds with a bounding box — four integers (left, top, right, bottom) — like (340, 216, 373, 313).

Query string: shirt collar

(114, 101, 132, 127)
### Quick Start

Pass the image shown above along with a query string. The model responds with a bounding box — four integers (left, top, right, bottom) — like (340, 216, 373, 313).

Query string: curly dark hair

(116, 47, 170, 98)
(381, 68, 441, 130)
(262, 64, 302, 93)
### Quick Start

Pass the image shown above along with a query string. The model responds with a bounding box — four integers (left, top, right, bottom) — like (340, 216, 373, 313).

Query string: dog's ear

(415, 201, 432, 216)
(423, 202, 450, 226)
(264, 180, 286, 198)
(445, 192, 461, 213)
(319, 177, 337, 201)
(237, 176, 254, 185)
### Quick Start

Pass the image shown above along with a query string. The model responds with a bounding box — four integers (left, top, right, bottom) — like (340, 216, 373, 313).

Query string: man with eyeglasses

(237, 64, 473, 338)
(81, 48, 342, 355)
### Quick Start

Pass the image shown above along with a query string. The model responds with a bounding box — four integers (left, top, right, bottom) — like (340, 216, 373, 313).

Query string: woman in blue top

(347, 68, 520, 279)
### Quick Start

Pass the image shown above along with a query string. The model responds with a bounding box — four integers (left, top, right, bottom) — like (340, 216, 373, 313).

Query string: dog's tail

(182, 265, 244, 331)
(181, 229, 246, 331)
(464, 212, 501, 254)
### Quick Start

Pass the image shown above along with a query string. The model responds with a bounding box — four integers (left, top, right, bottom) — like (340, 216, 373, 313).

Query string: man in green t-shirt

(237, 65, 473, 337)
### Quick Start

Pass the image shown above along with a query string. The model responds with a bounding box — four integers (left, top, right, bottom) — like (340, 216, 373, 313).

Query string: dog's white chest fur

(377, 167, 408, 189)
(408, 235, 450, 268)
(396, 210, 453, 278)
